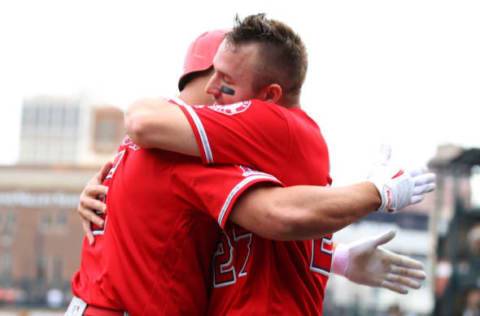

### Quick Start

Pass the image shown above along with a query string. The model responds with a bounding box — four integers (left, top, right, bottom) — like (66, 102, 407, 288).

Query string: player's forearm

(125, 98, 169, 148)
(273, 182, 381, 240)
(125, 98, 200, 156)
(232, 182, 381, 241)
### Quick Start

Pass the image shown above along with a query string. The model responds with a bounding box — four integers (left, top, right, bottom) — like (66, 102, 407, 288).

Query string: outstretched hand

(331, 230, 426, 294)
(368, 145, 436, 212)
(77, 161, 112, 245)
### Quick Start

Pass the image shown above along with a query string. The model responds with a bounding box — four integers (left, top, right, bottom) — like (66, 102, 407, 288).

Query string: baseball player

(68, 29, 282, 316)
(68, 140, 284, 315)
(75, 15, 434, 315)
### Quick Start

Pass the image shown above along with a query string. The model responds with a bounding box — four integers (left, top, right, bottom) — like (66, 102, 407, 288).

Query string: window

(21, 105, 37, 127)
(7, 211, 16, 226)
(36, 256, 47, 281)
(56, 212, 67, 230)
(50, 105, 64, 128)
(65, 107, 79, 128)
(1, 210, 17, 236)
(0, 251, 12, 280)
(41, 212, 52, 232)
(38, 105, 50, 127)
(92, 107, 124, 153)
(53, 257, 63, 281)
(96, 118, 118, 144)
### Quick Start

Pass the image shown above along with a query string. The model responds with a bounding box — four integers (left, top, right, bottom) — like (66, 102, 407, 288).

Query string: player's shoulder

(168, 96, 187, 106)
(206, 100, 252, 116)
(248, 100, 324, 141)
(172, 163, 279, 182)
(250, 100, 318, 124)
(287, 107, 321, 130)
(212, 99, 283, 115)
(249, 99, 285, 113)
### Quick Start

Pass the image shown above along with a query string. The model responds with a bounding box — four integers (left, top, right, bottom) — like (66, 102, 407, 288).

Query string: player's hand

(331, 230, 426, 294)
(77, 161, 112, 245)
(367, 145, 436, 212)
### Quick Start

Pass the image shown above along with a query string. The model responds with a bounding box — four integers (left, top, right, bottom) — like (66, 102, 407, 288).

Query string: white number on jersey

(310, 236, 333, 276)
(212, 227, 253, 288)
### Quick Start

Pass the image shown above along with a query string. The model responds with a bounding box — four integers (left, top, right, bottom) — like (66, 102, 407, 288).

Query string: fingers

(78, 204, 105, 227)
(412, 170, 436, 197)
(77, 164, 110, 246)
(85, 184, 109, 199)
(413, 183, 436, 195)
(410, 195, 425, 205)
(380, 280, 409, 294)
(385, 253, 426, 290)
(82, 219, 95, 245)
(372, 230, 396, 247)
(80, 195, 107, 215)
(410, 169, 436, 202)
(414, 172, 436, 186)
(378, 267, 425, 294)
(391, 266, 426, 281)
(409, 166, 428, 177)
(371, 240, 426, 294)
(410, 182, 435, 204)
(385, 273, 421, 290)
(388, 251, 424, 270)
(99, 161, 113, 182)
(409, 172, 436, 205)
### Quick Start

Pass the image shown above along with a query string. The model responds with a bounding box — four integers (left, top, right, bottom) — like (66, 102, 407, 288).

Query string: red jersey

(71, 135, 281, 315)
(178, 98, 333, 315)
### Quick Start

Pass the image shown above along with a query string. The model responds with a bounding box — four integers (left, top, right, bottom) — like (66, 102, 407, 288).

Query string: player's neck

(278, 94, 301, 109)
(178, 89, 196, 105)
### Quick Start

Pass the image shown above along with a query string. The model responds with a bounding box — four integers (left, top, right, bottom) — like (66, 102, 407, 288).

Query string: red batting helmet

(178, 29, 229, 91)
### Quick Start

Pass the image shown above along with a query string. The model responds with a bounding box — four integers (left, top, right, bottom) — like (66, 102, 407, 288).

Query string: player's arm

(229, 162, 436, 240)
(125, 98, 200, 156)
(230, 181, 380, 240)
(125, 97, 289, 167)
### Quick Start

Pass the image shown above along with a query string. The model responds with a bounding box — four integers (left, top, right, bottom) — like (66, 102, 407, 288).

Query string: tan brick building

(0, 165, 99, 304)
(0, 96, 124, 306)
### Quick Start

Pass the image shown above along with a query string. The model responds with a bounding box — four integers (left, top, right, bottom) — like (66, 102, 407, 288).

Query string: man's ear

(257, 84, 283, 103)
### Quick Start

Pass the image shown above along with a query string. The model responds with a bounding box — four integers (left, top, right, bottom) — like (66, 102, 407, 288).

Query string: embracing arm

(229, 159, 436, 241)
(125, 97, 291, 169)
(230, 182, 381, 241)
(125, 98, 200, 156)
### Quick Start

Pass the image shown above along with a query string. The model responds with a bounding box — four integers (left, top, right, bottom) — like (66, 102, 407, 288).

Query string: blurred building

(19, 94, 124, 166)
(324, 144, 479, 316)
(430, 147, 480, 316)
(0, 94, 124, 306)
(0, 165, 96, 305)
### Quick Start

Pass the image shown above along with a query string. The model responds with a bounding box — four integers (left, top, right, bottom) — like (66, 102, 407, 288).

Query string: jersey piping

(179, 104, 214, 164)
(218, 174, 281, 227)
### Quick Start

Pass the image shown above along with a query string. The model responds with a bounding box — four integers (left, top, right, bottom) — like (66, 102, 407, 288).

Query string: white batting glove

(331, 230, 426, 294)
(367, 145, 436, 213)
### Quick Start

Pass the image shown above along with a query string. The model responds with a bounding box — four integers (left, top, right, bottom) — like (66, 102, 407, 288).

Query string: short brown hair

(225, 13, 308, 99)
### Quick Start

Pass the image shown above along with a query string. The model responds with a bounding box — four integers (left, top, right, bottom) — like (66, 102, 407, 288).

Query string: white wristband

(331, 244, 349, 277)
